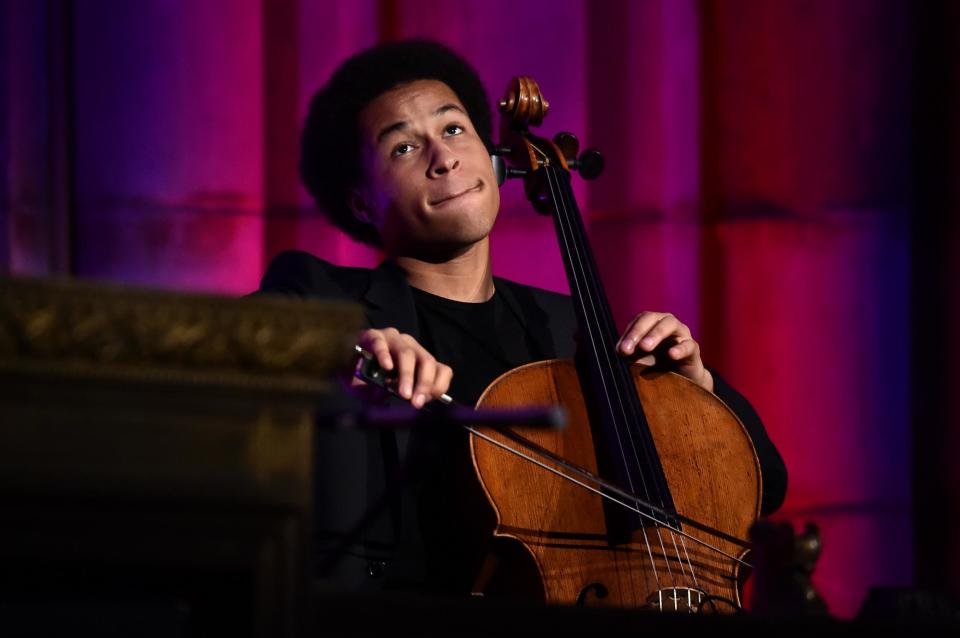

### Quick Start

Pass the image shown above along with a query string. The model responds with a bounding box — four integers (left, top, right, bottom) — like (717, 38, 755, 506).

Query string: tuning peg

(568, 149, 604, 180)
(492, 154, 506, 185)
(553, 132, 579, 163)
(491, 154, 529, 186)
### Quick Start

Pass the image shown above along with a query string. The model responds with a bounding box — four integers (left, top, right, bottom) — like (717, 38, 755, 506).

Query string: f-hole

(576, 582, 609, 606)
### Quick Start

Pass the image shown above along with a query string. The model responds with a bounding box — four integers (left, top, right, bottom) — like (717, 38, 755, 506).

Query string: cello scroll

(493, 77, 604, 211)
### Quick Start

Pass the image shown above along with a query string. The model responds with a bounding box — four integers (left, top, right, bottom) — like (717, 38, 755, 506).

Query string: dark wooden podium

(0, 277, 362, 637)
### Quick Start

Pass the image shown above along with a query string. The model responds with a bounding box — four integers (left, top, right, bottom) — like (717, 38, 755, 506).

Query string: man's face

(353, 79, 500, 258)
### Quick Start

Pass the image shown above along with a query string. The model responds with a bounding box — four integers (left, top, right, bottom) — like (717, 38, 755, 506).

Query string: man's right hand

(353, 327, 453, 408)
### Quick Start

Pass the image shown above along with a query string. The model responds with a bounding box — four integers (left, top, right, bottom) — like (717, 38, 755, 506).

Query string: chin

(445, 210, 497, 243)
(405, 221, 494, 262)
(436, 225, 493, 251)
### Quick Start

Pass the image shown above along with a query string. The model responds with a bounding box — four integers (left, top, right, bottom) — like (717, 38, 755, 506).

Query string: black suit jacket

(258, 250, 788, 590)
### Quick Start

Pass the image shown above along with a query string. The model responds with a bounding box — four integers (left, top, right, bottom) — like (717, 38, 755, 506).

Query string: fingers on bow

(357, 328, 453, 408)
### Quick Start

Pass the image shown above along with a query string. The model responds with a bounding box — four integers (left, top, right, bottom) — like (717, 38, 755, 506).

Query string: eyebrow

(375, 103, 466, 144)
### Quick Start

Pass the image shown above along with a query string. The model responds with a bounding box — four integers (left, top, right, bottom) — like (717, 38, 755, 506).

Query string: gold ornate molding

(0, 276, 363, 393)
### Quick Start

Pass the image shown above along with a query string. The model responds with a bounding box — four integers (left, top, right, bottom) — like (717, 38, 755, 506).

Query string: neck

(392, 238, 495, 302)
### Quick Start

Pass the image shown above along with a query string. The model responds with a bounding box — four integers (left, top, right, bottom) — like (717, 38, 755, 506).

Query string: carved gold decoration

(0, 276, 363, 393)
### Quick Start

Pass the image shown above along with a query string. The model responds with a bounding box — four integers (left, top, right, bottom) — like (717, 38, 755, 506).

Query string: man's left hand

(616, 311, 714, 393)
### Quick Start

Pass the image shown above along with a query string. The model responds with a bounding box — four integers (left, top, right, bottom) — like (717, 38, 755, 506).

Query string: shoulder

(257, 250, 372, 299)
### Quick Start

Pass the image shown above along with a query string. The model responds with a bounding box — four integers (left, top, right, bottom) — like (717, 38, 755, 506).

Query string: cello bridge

(646, 587, 708, 613)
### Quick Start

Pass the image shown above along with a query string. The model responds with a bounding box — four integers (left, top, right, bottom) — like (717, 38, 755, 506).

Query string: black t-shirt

(410, 286, 535, 406)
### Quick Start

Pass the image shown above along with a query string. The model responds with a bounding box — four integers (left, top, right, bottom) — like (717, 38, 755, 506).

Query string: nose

(427, 143, 460, 178)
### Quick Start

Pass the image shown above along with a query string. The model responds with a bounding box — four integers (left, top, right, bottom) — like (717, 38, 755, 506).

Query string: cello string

(551, 172, 694, 599)
(544, 159, 703, 595)
(678, 535, 701, 591)
(539, 157, 654, 511)
(538, 156, 667, 590)
(544, 161, 700, 596)
(553, 169, 682, 591)
(532, 145, 648, 502)
(548, 171, 704, 605)
(547, 161, 705, 599)
(669, 528, 699, 596)
(546, 164, 691, 577)
(539, 161, 663, 589)
(543, 159, 674, 518)
(552, 191, 703, 597)
(543, 161, 694, 593)
(539, 161, 648, 502)
(531, 165, 675, 590)
(551, 167, 677, 510)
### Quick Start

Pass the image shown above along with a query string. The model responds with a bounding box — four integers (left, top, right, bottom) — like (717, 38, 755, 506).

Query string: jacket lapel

(361, 260, 421, 340)
(358, 260, 421, 467)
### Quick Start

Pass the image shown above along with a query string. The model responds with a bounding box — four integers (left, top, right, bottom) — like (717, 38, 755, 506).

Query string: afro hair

(299, 39, 494, 247)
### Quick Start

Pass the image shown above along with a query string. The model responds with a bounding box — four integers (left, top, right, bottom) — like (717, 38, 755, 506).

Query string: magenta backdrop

(5, 0, 952, 618)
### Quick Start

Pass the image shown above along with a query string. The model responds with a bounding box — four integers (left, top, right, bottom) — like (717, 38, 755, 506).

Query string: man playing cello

(259, 39, 787, 596)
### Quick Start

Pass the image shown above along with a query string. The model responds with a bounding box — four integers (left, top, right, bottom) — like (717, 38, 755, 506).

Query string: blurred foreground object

(749, 520, 828, 617)
(0, 276, 362, 638)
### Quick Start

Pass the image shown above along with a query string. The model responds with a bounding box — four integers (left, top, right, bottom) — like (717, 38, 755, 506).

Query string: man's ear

(348, 190, 375, 225)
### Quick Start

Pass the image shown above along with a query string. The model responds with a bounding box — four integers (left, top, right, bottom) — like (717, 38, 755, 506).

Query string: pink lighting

(3, 0, 953, 619)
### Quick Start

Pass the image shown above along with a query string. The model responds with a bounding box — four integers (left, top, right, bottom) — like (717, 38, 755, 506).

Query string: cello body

(470, 359, 761, 610)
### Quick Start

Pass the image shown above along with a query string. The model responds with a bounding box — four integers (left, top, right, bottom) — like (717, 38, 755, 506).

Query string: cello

(465, 77, 762, 612)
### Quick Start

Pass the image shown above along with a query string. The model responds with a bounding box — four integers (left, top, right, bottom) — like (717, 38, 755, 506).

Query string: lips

(429, 181, 483, 206)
